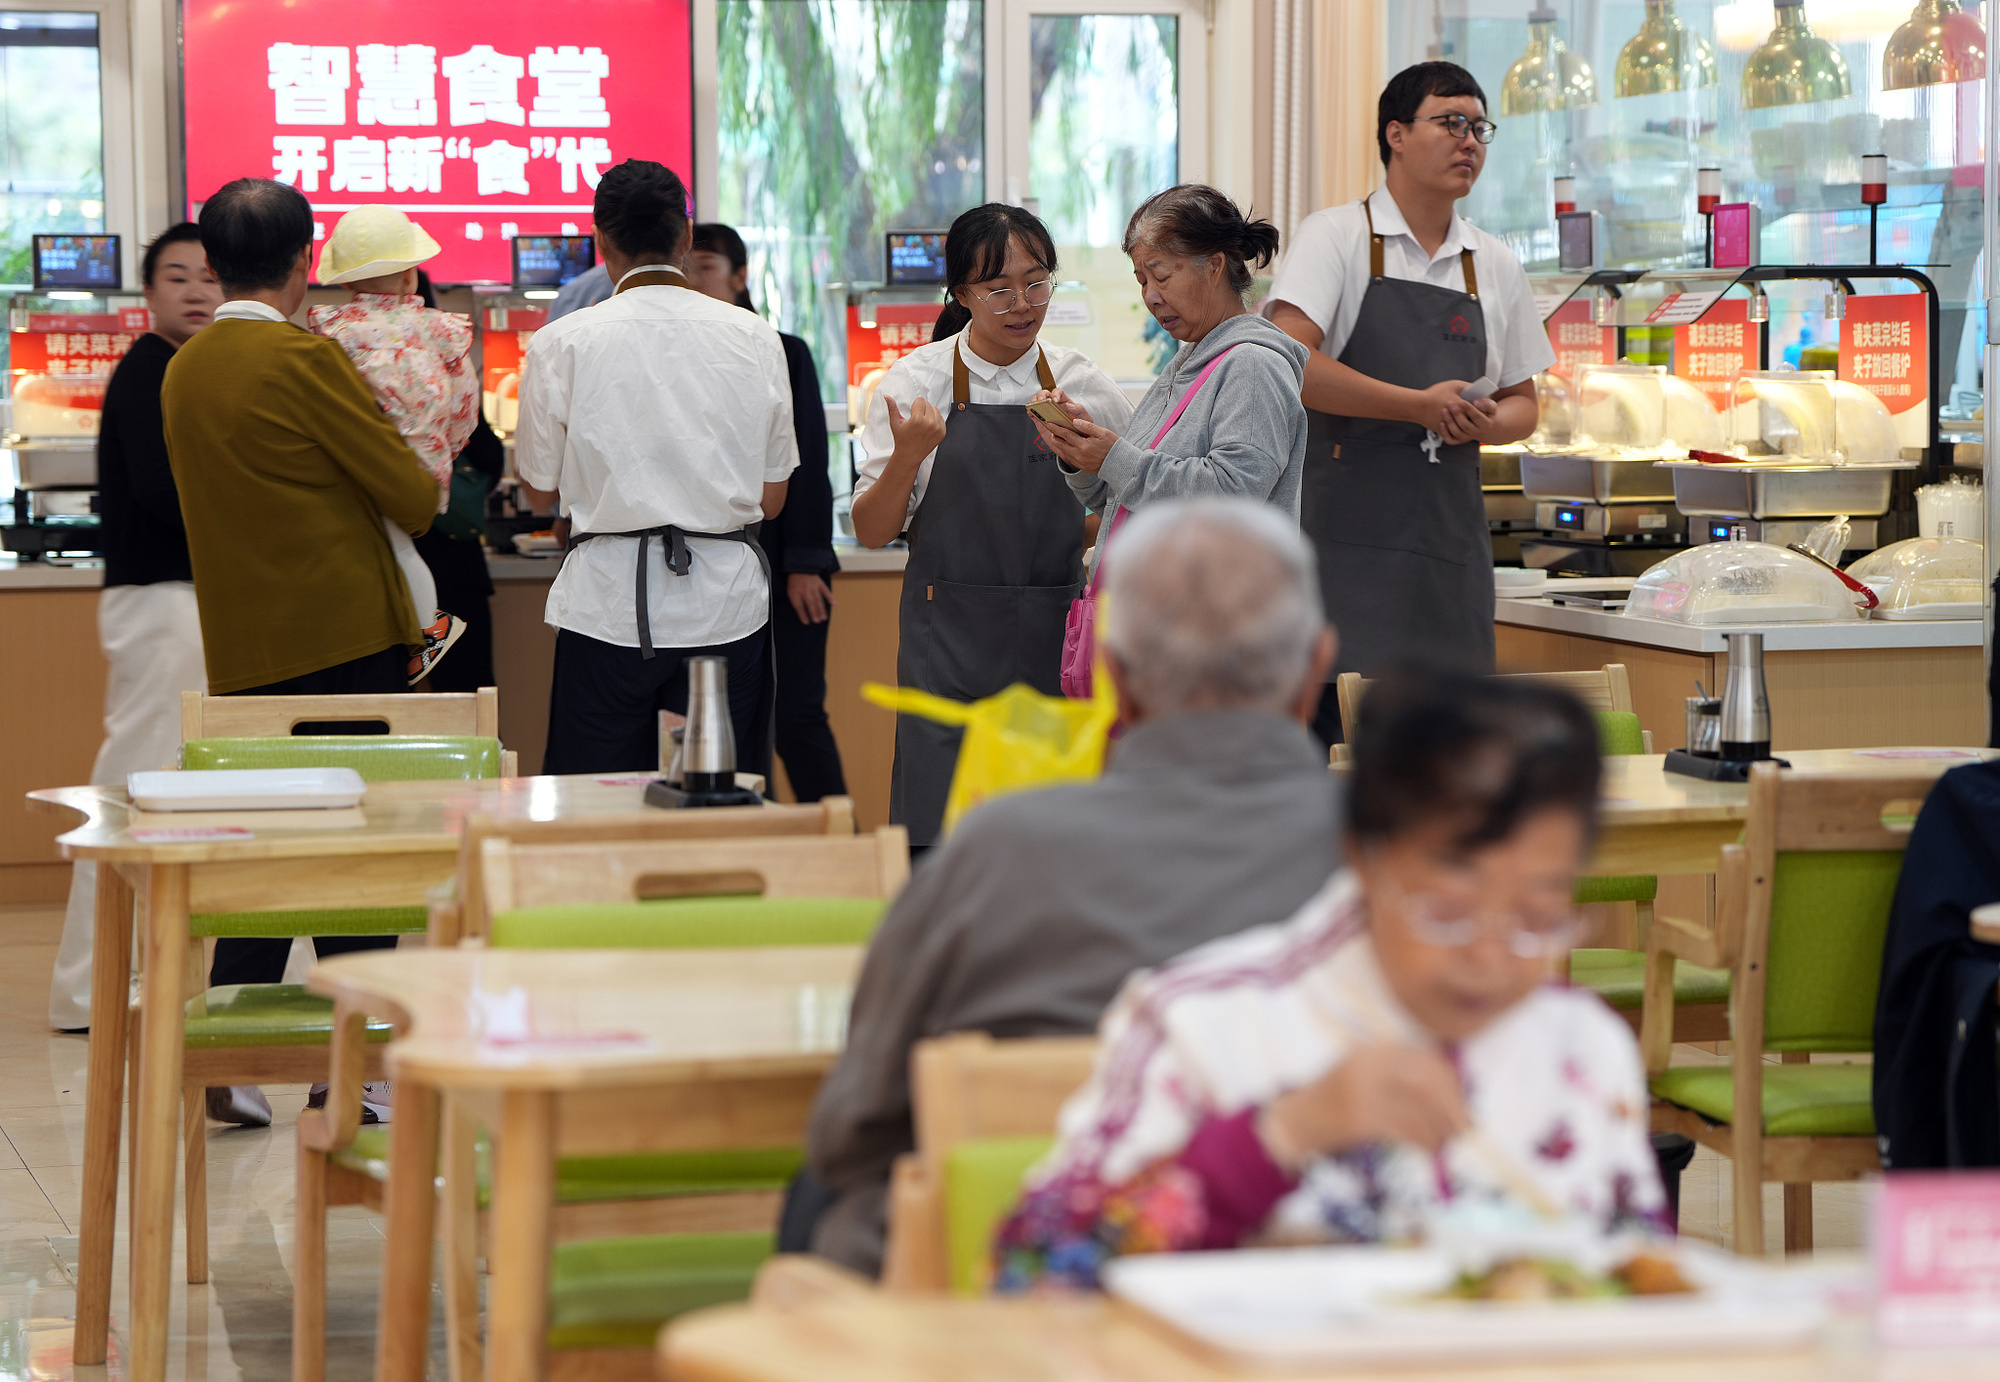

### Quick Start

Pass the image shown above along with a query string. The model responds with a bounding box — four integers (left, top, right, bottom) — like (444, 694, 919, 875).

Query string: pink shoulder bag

(1059, 345, 1239, 698)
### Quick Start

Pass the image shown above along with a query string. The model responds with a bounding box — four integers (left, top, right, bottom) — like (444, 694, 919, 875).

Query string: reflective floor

(0, 901, 1868, 1382)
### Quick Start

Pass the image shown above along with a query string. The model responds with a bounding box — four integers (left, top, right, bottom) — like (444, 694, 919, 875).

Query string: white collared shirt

(212, 299, 288, 324)
(856, 334, 1133, 520)
(1265, 186, 1556, 389)
(515, 284, 798, 650)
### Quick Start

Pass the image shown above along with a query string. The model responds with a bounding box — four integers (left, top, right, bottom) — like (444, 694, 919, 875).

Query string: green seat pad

(1595, 710, 1645, 757)
(1570, 949, 1731, 1011)
(184, 984, 394, 1048)
(545, 1232, 773, 1349)
(945, 1136, 1053, 1296)
(1650, 1063, 1875, 1137)
(331, 1125, 393, 1180)
(1572, 875, 1657, 906)
(180, 735, 502, 781)
(189, 906, 427, 939)
(490, 897, 887, 950)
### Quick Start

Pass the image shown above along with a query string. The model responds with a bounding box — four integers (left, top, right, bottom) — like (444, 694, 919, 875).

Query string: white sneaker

(306, 1080, 394, 1124)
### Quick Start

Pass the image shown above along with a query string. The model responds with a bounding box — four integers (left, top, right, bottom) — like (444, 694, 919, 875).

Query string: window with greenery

(1396, 0, 1984, 415)
(0, 11, 102, 286)
(716, 0, 985, 398)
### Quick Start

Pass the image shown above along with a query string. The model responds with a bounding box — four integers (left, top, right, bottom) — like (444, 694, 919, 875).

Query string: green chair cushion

(489, 897, 888, 950)
(945, 1136, 1053, 1296)
(1569, 948, 1731, 1011)
(180, 735, 502, 781)
(331, 1125, 393, 1180)
(1650, 1063, 1875, 1137)
(1594, 710, 1645, 757)
(184, 984, 393, 1048)
(188, 907, 427, 939)
(1763, 851, 1903, 1052)
(545, 1232, 773, 1349)
(1572, 875, 1657, 906)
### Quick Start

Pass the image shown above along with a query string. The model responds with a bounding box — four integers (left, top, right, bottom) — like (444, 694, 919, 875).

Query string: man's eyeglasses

(1416, 113, 1498, 145)
(973, 278, 1056, 313)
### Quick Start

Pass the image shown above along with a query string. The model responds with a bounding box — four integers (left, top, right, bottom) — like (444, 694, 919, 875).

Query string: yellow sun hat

(317, 205, 442, 284)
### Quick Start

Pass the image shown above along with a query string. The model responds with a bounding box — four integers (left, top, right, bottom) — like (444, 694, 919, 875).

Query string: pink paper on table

(1876, 1171, 2000, 1348)
(1853, 749, 1980, 761)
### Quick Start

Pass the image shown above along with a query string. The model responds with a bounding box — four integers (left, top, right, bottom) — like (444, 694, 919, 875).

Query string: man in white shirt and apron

(516, 160, 796, 773)
(1267, 62, 1555, 745)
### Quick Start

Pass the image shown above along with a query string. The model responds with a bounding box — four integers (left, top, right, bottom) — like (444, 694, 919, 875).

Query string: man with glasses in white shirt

(516, 160, 796, 773)
(1266, 62, 1555, 747)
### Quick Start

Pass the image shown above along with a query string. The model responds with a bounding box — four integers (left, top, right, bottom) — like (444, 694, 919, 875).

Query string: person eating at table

(1264, 62, 1555, 747)
(848, 202, 1131, 851)
(992, 673, 1667, 1290)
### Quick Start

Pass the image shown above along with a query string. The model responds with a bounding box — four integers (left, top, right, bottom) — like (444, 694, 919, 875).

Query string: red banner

(183, 0, 693, 285)
(848, 304, 944, 389)
(1839, 294, 1927, 415)
(1543, 300, 1611, 383)
(1672, 298, 1756, 410)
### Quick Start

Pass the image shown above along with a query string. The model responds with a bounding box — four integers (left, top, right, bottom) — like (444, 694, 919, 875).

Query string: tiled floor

(0, 901, 1873, 1382)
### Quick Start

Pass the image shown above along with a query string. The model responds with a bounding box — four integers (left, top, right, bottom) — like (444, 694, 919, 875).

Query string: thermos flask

(645, 657, 764, 808)
(1719, 633, 1771, 762)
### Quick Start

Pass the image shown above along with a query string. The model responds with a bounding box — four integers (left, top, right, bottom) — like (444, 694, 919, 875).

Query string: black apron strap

(569, 525, 772, 660)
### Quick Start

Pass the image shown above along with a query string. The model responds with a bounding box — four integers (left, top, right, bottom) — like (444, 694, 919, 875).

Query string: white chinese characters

(268, 42, 609, 128)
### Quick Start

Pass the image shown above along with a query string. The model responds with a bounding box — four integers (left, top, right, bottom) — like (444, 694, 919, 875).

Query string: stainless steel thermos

(1719, 632, 1772, 762)
(645, 656, 764, 809)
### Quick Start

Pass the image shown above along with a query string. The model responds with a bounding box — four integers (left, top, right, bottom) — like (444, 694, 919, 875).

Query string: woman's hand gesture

(884, 395, 948, 460)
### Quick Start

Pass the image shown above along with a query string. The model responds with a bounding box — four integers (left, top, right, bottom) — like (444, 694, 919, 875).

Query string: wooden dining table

(27, 772, 710, 1382)
(657, 1280, 2000, 1382)
(305, 943, 862, 1382)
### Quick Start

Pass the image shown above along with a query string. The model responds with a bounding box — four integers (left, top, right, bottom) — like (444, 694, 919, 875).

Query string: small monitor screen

(34, 234, 120, 291)
(1556, 212, 1598, 273)
(512, 236, 597, 290)
(886, 231, 948, 287)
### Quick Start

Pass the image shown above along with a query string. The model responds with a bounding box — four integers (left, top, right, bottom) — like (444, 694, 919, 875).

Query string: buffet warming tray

(1659, 460, 1910, 519)
(9, 439, 97, 489)
(1518, 451, 1681, 505)
(1479, 448, 1523, 488)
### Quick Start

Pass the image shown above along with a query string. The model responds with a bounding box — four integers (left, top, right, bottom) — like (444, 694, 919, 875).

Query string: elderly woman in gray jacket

(1031, 184, 1308, 518)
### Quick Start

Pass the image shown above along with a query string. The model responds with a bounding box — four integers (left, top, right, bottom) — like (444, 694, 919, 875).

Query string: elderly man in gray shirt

(801, 497, 1343, 1276)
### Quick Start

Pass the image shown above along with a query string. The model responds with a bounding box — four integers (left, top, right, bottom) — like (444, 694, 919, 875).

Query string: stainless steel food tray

(9, 441, 97, 489)
(1518, 451, 1679, 504)
(1660, 461, 1909, 519)
(1479, 449, 1522, 488)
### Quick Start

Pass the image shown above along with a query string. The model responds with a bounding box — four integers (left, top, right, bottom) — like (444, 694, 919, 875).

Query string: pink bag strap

(1085, 344, 1241, 595)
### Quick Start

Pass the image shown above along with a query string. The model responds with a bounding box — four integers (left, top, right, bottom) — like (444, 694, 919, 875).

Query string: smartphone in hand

(1026, 399, 1081, 432)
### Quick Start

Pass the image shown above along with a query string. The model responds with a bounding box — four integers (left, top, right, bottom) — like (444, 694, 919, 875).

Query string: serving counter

(0, 545, 910, 903)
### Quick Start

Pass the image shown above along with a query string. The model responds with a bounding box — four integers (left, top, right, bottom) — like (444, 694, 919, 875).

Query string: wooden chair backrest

(445, 798, 858, 941)
(910, 1031, 1099, 1165)
(1335, 663, 1635, 742)
(181, 687, 500, 740)
(478, 824, 909, 916)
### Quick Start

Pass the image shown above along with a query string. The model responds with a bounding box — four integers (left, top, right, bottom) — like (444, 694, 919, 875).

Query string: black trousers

(414, 529, 495, 692)
(542, 626, 766, 776)
(210, 645, 408, 987)
(769, 578, 847, 802)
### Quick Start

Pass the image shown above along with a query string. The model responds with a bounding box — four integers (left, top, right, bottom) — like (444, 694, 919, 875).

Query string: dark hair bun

(1121, 184, 1280, 296)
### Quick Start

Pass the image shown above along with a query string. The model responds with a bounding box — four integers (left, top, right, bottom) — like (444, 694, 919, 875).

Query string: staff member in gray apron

(1267, 62, 1555, 745)
(852, 204, 1131, 847)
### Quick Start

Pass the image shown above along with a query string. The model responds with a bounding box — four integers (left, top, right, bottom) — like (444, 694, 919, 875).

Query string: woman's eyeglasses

(1385, 880, 1580, 959)
(1417, 113, 1498, 145)
(973, 279, 1056, 313)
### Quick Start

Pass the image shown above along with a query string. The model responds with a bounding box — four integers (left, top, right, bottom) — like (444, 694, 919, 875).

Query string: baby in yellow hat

(311, 206, 478, 683)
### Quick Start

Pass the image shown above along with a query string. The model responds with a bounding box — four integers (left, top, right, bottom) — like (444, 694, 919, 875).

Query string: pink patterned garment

(308, 293, 477, 514)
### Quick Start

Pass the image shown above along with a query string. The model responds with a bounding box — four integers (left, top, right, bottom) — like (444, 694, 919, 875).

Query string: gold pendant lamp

(1741, 0, 1852, 109)
(1883, 0, 1987, 90)
(1501, 3, 1600, 115)
(1613, 0, 1719, 97)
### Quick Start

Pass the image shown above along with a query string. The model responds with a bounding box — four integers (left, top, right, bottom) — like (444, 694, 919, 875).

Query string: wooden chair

(1643, 763, 1932, 1255)
(434, 796, 858, 944)
(881, 1031, 1100, 1295)
(1335, 661, 1640, 739)
(181, 687, 517, 776)
(296, 828, 909, 1382)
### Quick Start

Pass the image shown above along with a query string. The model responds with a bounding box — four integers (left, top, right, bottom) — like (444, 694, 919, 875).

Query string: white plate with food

(1104, 1238, 1828, 1368)
(513, 532, 563, 556)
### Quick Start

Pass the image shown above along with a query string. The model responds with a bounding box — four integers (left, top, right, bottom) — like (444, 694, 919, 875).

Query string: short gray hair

(1100, 498, 1324, 716)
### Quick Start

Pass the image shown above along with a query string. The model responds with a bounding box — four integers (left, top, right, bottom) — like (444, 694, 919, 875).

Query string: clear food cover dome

(1532, 369, 1575, 445)
(1845, 537, 1984, 620)
(1623, 542, 1860, 625)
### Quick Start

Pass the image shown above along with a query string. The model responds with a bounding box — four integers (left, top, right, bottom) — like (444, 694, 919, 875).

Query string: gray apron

(1301, 202, 1494, 679)
(890, 343, 1079, 846)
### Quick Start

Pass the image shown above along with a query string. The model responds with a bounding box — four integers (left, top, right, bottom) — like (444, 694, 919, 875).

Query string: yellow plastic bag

(863, 672, 1117, 837)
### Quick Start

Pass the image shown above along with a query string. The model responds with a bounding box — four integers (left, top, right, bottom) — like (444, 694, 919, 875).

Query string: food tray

(10, 441, 97, 489)
(1873, 602, 1982, 621)
(1480, 449, 1523, 488)
(1518, 452, 1679, 504)
(1104, 1242, 1828, 1369)
(128, 768, 367, 812)
(1662, 461, 1905, 518)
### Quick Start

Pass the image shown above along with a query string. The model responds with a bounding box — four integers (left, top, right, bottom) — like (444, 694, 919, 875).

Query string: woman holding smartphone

(853, 203, 1130, 849)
